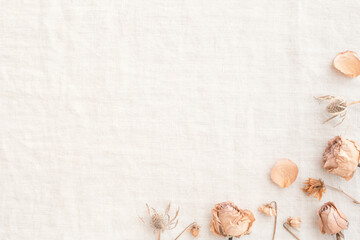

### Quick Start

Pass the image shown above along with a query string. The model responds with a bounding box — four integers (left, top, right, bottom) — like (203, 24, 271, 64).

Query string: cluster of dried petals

(210, 201, 255, 238)
(271, 159, 299, 188)
(302, 178, 326, 200)
(258, 203, 276, 216)
(287, 217, 302, 229)
(323, 136, 360, 181)
(333, 51, 360, 78)
(318, 202, 348, 235)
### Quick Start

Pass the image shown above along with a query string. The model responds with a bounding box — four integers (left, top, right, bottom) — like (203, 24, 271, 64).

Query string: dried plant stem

(158, 231, 161, 240)
(270, 201, 277, 240)
(346, 100, 360, 106)
(283, 223, 300, 240)
(174, 222, 195, 240)
(336, 231, 345, 239)
(229, 238, 233, 240)
(326, 185, 360, 204)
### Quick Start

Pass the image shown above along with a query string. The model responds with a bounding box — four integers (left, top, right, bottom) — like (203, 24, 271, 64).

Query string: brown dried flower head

(287, 217, 302, 229)
(189, 223, 200, 237)
(210, 201, 255, 238)
(333, 51, 360, 78)
(258, 203, 276, 216)
(302, 178, 326, 200)
(323, 136, 360, 181)
(318, 202, 348, 235)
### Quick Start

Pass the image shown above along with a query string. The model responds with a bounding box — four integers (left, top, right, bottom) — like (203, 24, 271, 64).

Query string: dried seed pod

(333, 51, 360, 78)
(271, 159, 298, 188)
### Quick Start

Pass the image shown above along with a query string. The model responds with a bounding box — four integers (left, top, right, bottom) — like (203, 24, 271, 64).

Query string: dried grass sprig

(139, 203, 179, 240)
(315, 95, 360, 127)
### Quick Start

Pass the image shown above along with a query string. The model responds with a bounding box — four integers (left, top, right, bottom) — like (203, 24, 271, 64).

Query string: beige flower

(210, 201, 255, 238)
(258, 203, 276, 216)
(323, 136, 360, 181)
(318, 202, 348, 235)
(287, 217, 302, 229)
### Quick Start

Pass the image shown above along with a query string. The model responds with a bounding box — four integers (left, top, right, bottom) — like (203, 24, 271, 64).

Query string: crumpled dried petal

(287, 217, 302, 229)
(333, 51, 360, 78)
(258, 203, 276, 216)
(323, 136, 360, 181)
(271, 159, 299, 188)
(318, 202, 348, 235)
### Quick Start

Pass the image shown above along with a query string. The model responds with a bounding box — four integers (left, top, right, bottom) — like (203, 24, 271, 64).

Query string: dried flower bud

(302, 178, 326, 200)
(189, 224, 200, 237)
(258, 203, 276, 216)
(287, 217, 302, 229)
(210, 201, 255, 238)
(333, 51, 360, 78)
(323, 136, 360, 181)
(270, 159, 298, 188)
(318, 202, 348, 235)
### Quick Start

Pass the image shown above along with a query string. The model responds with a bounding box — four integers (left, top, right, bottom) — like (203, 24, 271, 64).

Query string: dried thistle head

(302, 178, 326, 201)
(139, 203, 179, 236)
(258, 202, 277, 216)
(315, 96, 347, 126)
(189, 223, 200, 237)
(286, 217, 302, 229)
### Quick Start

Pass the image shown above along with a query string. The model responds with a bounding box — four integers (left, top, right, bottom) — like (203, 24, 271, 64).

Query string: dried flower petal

(189, 224, 200, 237)
(287, 217, 302, 229)
(258, 203, 276, 216)
(302, 178, 326, 200)
(333, 51, 360, 78)
(271, 159, 298, 188)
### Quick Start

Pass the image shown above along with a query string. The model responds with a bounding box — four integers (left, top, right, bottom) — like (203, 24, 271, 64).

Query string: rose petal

(333, 51, 360, 78)
(270, 159, 299, 188)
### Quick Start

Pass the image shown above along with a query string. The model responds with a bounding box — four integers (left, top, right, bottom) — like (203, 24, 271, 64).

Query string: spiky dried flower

(302, 178, 326, 201)
(315, 95, 360, 126)
(139, 203, 179, 240)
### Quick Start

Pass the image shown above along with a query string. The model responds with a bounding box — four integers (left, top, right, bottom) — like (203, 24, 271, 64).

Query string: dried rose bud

(318, 202, 348, 235)
(210, 201, 255, 238)
(189, 224, 200, 237)
(258, 203, 276, 216)
(323, 136, 360, 181)
(287, 217, 302, 229)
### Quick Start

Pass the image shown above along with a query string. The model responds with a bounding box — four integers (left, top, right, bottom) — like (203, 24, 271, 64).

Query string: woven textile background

(1, 0, 360, 239)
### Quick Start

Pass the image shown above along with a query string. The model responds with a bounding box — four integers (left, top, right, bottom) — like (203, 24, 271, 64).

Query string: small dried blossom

(302, 178, 326, 201)
(189, 223, 200, 237)
(315, 95, 360, 126)
(286, 217, 302, 229)
(139, 203, 179, 239)
(258, 203, 277, 216)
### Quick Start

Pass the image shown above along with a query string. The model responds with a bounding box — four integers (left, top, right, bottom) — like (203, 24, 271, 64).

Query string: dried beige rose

(318, 202, 348, 237)
(270, 159, 298, 188)
(210, 201, 255, 238)
(287, 217, 302, 229)
(323, 136, 360, 181)
(333, 51, 360, 78)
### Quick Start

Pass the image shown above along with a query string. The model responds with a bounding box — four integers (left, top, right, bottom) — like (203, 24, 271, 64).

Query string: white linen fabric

(1, 0, 360, 239)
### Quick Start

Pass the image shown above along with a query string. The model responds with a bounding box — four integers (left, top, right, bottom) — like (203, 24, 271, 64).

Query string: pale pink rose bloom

(318, 202, 348, 235)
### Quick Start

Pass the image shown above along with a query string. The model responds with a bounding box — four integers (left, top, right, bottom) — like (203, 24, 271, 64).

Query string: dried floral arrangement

(138, 51, 360, 240)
